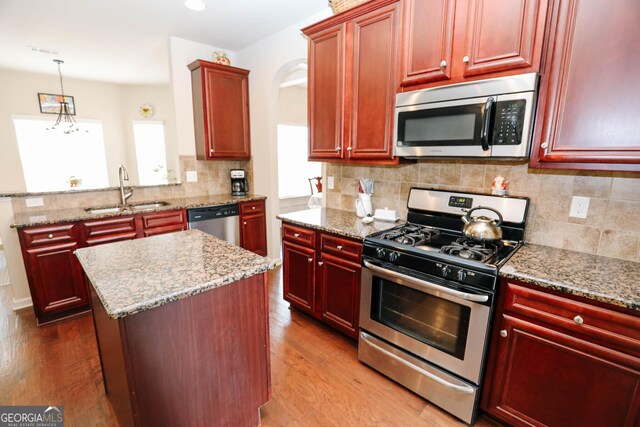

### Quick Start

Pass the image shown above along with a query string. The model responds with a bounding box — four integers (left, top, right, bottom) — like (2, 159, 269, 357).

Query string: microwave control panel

(493, 100, 526, 145)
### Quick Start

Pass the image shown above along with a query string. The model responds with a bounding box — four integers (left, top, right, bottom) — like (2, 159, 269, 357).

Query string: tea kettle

(461, 206, 503, 242)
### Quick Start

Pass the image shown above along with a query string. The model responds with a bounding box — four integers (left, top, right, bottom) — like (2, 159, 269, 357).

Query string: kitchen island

(75, 229, 276, 427)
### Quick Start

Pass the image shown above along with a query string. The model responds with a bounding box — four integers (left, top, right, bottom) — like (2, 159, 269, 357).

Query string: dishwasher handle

(187, 204, 239, 222)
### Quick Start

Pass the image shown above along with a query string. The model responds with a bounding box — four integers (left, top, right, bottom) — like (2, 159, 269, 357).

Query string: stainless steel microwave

(394, 73, 538, 159)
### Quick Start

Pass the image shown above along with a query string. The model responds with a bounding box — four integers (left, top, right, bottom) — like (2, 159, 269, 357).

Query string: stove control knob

(457, 270, 467, 281)
(388, 251, 399, 262)
(441, 266, 451, 277)
(376, 248, 387, 259)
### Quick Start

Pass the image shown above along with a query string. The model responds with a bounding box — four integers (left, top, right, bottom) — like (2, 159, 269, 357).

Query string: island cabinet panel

(281, 222, 362, 339)
(139, 209, 187, 237)
(239, 200, 267, 256)
(89, 273, 271, 427)
(81, 216, 138, 246)
(189, 60, 251, 160)
(304, 0, 401, 164)
(398, 0, 548, 91)
(530, 0, 640, 171)
(18, 223, 89, 324)
(482, 279, 640, 427)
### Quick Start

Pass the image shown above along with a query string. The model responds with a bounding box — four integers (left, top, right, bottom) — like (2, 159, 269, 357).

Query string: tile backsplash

(325, 160, 640, 262)
(10, 156, 253, 214)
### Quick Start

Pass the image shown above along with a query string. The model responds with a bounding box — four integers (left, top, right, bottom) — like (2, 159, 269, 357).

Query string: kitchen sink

(85, 201, 170, 214)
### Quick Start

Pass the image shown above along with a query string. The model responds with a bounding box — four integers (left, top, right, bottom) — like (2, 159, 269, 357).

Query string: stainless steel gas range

(358, 188, 529, 424)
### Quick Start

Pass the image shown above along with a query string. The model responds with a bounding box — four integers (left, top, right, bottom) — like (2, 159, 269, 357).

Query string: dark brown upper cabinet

(304, 0, 401, 164)
(189, 60, 251, 160)
(530, 0, 640, 171)
(399, 0, 549, 91)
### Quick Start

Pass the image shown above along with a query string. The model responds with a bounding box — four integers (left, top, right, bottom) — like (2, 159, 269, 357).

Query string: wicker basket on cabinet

(329, 0, 371, 14)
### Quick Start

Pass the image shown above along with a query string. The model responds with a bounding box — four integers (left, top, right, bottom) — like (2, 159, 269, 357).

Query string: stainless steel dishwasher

(187, 204, 240, 245)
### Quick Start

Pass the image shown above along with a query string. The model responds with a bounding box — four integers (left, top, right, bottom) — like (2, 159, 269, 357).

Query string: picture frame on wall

(37, 93, 76, 115)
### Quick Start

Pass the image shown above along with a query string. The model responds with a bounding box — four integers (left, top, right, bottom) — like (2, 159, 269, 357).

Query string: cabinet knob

(294, 233, 300, 238)
(462, 55, 470, 63)
(307, 257, 313, 263)
(346, 147, 352, 152)
(252, 206, 256, 210)
(209, 148, 214, 155)
(243, 221, 247, 225)
(440, 60, 447, 68)
(541, 142, 549, 149)
(500, 329, 508, 338)
(318, 261, 324, 266)
(335, 146, 341, 152)
(47, 234, 54, 239)
(337, 245, 343, 251)
(573, 315, 584, 325)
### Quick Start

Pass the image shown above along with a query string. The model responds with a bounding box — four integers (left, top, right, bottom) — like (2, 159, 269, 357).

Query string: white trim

(12, 296, 33, 311)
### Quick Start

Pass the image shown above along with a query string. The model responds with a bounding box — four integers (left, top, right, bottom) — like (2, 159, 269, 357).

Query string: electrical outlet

(569, 196, 590, 219)
(327, 176, 334, 190)
(25, 197, 44, 207)
(186, 171, 198, 182)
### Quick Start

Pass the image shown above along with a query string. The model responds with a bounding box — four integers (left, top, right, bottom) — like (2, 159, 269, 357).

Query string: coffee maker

(230, 169, 248, 196)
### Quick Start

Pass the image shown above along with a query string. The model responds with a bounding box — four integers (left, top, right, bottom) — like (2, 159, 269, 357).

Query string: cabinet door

(318, 253, 361, 338)
(348, 2, 399, 160)
(308, 23, 346, 160)
(282, 241, 316, 314)
(530, 0, 640, 171)
(399, 0, 455, 88)
(25, 241, 87, 315)
(461, 0, 547, 77)
(202, 64, 251, 159)
(240, 212, 267, 256)
(484, 314, 640, 427)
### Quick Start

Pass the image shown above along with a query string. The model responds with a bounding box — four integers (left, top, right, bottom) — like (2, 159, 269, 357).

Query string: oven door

(359, 259, 492, 384)
(395, 96, 495, 158)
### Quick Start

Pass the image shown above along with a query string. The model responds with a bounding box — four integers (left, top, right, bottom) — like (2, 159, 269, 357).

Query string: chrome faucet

(118, 164, 133, 206)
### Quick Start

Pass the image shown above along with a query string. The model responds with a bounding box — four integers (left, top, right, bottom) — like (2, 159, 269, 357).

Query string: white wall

(235, 8, 331, 261)
(0, 199, 30, 308)
(168, 36, 237, 157)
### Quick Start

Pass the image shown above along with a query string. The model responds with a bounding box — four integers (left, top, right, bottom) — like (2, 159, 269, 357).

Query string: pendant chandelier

(47, 59, 82, 133)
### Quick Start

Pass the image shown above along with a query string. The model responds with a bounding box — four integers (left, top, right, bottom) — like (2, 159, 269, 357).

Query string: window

(277, 125, 320, 198)
(13, 117, 109, 192)
(132, 121, 169, 185)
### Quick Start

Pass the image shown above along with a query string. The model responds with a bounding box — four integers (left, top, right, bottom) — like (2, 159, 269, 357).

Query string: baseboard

(12, 297, 33, 311)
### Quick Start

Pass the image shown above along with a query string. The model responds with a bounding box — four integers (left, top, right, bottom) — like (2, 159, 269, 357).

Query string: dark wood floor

(0, 268, 499, 426)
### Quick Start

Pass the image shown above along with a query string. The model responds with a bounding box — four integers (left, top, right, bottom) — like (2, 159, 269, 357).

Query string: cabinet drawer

(81, 216, 138, 246)
(504, 282, 640, 354)
(320, 233, 362, 263)
(20, 223, 77, 248)
(240, 200, 265, 215)
(282, 224, 315, 248)
(141, 210, 186, 230)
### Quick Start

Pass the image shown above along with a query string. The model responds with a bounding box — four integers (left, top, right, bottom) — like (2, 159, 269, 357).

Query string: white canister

(356, 193, 373, 217)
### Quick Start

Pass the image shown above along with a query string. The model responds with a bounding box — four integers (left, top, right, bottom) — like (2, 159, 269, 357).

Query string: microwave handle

(480, 97, 495, 151)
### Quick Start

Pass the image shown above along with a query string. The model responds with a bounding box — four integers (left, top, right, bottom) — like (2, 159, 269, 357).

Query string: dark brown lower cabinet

(281, 222, 362, 339)
(239, 200, 268, 256)
(482, 279, 640, 427)
(90, 272, 270, 427)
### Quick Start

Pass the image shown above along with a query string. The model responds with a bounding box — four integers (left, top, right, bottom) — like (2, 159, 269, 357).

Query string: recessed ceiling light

(184, 0, 206, 11)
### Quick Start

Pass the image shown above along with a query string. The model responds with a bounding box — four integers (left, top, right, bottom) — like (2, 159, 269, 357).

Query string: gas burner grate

(379, 224, 442, 247)
(440, 238, 500, 262)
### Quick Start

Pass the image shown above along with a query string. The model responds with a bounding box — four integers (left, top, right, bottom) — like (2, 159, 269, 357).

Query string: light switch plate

(25, 197, 44, 207)
(569, 196, 590, 219)
(327, 176, 334, 190)
(186, 171, 198, 182)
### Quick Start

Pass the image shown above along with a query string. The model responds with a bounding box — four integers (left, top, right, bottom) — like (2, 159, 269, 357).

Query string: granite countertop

(501, 243, 640, 311)
(11, 193, 266, 228)
(276, 208, 401, 241)
(75, 229, 277, 319)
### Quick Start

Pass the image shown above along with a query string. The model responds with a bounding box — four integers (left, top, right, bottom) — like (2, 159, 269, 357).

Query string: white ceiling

(0, 0, 328, 84)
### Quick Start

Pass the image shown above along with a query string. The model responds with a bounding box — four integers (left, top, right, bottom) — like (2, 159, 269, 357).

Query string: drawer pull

(47, 234, 54, 239)
(318, 261, 324, 266)
(294, 233, 300, 238)
(573, 315, 584, 325)
(243, 221, 247, 225)
(500, 329, 508, 338)
(252, 206, 256, 210)
(336, 245, 343, 251)
(307, 258, 313, 263)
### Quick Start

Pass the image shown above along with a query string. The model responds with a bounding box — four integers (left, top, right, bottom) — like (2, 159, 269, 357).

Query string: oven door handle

(363, 260, 490, 303)
(360, 331, 475, 394)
